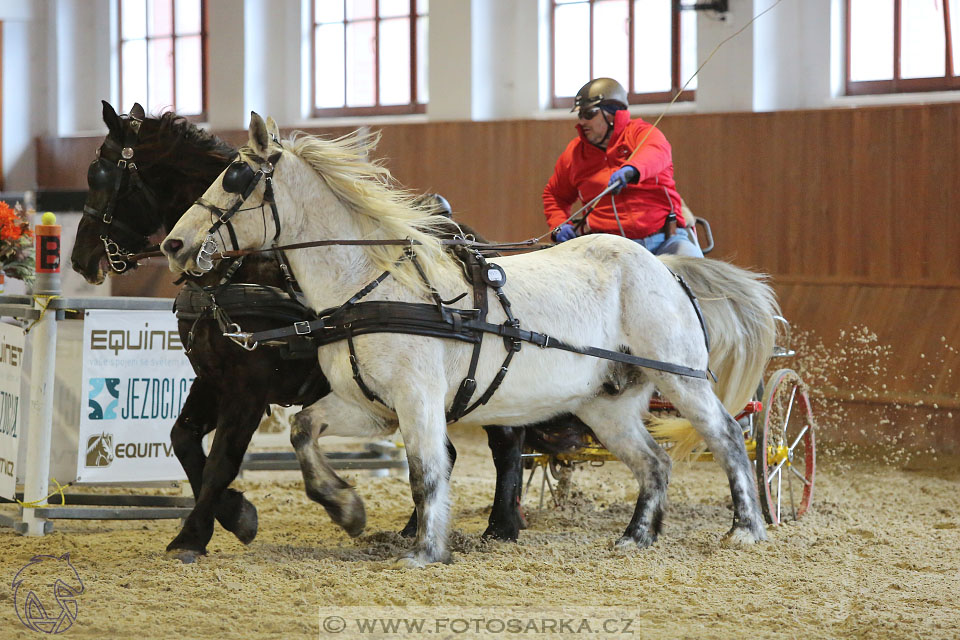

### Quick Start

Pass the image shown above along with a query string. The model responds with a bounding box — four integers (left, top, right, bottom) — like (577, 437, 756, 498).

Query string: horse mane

(286, 129, 457, 294)
(122, 111, 235, 231)
(148, 112, 235, 166)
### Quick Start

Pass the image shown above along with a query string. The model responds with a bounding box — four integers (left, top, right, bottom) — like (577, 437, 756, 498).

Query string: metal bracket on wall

(675, 0, 729, 13)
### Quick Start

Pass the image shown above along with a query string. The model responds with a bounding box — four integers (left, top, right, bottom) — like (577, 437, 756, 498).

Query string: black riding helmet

(571, 77, 629, 113)
(572, 78, 628, 148)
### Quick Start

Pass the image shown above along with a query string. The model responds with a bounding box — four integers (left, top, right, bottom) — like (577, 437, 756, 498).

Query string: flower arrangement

(0, 201, 35, 284)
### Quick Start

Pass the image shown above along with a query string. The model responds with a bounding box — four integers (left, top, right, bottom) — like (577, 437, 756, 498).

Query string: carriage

(522, 220, 816, 527)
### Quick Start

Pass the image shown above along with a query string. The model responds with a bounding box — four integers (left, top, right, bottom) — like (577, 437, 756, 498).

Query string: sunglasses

(577, 107, 601, 121)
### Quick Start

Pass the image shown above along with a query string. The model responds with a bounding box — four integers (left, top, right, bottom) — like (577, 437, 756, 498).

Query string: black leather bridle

(83, 114, 162, 273)
(190, 145, 283, 273)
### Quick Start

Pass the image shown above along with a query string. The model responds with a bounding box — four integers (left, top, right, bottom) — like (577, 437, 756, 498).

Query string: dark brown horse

(72, 103, 580, 561)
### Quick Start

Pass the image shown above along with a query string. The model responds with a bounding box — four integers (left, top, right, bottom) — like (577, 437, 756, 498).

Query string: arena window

(311, 0, 427, 117)
(118, 0, 207, 117)
(846, 0, 959, 95)
(550, 0, 697, 108)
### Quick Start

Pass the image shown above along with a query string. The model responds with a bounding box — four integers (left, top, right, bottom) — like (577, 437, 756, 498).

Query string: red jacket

(543, 110, 686, 238)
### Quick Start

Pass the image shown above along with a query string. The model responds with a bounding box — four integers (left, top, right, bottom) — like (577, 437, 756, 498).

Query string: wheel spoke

(787, 423, 809, 453)
(767, 457, 787, 481)
(776, 462, 783, 522)
(787, 462, 796, 519)
(780, 385, 798, 437)
(789, 464, 811, 486)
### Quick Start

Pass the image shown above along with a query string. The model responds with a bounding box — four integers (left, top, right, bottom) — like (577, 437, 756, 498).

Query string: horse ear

(102, 100, 122, 136)
(130, 102, 146, 119)
(248, 111, 269, 154)
(265, 116, 280, 142)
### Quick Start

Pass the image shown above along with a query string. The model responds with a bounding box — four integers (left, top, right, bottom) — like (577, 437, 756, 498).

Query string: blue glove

(552, 223, 578, 243)
(608, 165, 639, 195)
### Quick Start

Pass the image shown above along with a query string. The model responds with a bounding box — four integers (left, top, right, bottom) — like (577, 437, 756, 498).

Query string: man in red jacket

(543, 78, 703, 257)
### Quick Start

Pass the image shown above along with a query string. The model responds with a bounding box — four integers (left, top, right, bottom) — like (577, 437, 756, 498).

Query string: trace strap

(228, 298, 709, 379)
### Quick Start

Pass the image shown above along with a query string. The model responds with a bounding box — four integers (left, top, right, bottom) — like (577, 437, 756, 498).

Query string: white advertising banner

(0, 322, 25, 500)
(76, 310, 192, 483)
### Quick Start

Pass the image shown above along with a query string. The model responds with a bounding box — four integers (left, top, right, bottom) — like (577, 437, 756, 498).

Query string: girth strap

(445, 251, 488, 421)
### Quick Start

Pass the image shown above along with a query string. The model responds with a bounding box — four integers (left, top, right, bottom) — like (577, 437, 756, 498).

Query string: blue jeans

(634, 227, 704, 258)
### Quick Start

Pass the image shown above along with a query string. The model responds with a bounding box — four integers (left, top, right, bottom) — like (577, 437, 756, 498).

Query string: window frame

(846, 0, 959, 96)
(117, 0, 209, 120)
(310, 0, 426, 118)
(549, 0, 694, 109)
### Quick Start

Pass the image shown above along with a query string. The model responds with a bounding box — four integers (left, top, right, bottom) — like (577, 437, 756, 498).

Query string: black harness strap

(462, 317, 708, 379)
(232, 298, 709, 380)
(347, 327, 387, 405)
(455, 252, 523, 419)
(669, 269, 710, 353)
(231, 269, 708, 393)
(192, 147, 283, 254)
(445, 252, 488, 421)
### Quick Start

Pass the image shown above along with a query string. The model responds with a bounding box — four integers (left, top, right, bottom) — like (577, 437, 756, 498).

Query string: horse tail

(649, 255, 780, 460)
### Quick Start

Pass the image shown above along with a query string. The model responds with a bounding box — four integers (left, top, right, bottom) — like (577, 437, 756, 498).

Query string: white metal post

(18, 303, 56, 535)
(18, 213, 62, 536)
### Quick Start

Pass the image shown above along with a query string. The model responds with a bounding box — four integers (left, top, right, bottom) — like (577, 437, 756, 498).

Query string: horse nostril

(162, 238, 183, 255)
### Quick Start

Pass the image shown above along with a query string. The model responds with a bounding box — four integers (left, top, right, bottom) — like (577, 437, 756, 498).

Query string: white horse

(162, 113, 775, 567)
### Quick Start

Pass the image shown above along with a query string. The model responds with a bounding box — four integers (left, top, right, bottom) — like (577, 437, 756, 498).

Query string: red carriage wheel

(756, 369, 816, 525)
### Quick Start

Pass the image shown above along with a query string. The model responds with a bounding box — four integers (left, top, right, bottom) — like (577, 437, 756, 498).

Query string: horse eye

(222, 162, 254, 194)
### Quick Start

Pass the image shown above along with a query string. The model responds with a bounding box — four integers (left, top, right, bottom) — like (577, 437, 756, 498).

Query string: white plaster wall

(1, 0, 50, 190)
(694, 0, 754, 113)
(470, 0, 541, 120)
(428, 0, 472, 120)
(205, 0, 245, 130)
(244, 0, 301, 124)
(55, 0, 110, 133)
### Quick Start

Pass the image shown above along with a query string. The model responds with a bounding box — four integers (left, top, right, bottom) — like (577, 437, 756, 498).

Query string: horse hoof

(614, 531, 656, 550)
(721, 525, 766, 547)
(230, 500, 259, 545)
(481, 525, 519, 542)
(390, 550, 452, 569)
(390, 556, 426, 570)
(166, 548, 204, 564)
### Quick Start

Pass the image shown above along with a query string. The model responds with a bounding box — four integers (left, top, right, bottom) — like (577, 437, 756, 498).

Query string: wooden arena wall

(37, 102, 960, 451)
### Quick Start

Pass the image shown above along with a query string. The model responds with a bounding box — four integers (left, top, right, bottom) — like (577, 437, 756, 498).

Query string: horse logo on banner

(84, 433, 114, 468)
(12, 554, 84, 634)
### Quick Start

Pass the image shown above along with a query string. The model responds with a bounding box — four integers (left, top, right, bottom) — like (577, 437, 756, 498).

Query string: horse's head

(162, 112, 287, 274)
(163, 113, 455, 294)
(72, 101, 235, 284)
(72, 102, 163, 283)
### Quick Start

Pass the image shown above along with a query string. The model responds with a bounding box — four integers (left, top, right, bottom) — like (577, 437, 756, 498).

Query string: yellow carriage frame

(522, 316, 817, 526)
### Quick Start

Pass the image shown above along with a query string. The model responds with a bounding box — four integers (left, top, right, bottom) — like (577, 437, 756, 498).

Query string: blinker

(87, 159, 115, 191)
(223, 161, 255, 194)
